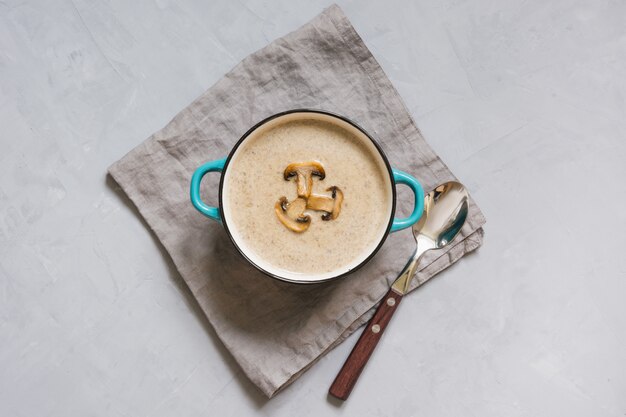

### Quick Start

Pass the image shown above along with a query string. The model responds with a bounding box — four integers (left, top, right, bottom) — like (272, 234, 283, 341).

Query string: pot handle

(390, 169, 425, 232)
(190, 158, 227, 222)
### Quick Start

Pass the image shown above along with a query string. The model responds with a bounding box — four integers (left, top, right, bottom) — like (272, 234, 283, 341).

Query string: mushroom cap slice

(306, 186, 343, 221)
(275, 197, 311, 233)
(283, 161, 326, 198)
(306, 194, 335, 214)
(285, 196, 307, 218)
(283, 161, 326, 180)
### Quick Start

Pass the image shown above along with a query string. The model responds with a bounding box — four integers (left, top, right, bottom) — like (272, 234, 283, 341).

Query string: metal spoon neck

(391, 248, 428, 295)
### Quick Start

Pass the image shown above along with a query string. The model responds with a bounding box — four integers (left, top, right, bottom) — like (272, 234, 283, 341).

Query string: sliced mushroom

(306, 186, 343, 221)
(283, 161, 326, 199)
(285, 196, 307, 218)
(275, 196, 311, 233)
(306, 194, 334, 213)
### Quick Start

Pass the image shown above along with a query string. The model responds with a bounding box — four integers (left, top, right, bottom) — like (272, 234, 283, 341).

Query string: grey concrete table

(1, 1, 625, 416)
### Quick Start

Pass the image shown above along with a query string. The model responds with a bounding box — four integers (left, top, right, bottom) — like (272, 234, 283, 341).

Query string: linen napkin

(108, 4, 486, 398)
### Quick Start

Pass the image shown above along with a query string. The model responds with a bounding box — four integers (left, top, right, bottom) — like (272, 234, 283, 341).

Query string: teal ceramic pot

(190, 109, 425, 283)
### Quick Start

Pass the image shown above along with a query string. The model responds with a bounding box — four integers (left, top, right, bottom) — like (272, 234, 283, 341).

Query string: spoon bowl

(414, 181, 469, 250)
(391, 181, 469, 294)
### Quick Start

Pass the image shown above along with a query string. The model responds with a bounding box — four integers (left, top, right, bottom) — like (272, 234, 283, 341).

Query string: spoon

(329, 181, 470, 400)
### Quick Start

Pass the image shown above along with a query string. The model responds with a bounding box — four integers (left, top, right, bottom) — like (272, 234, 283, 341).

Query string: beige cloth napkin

(108, 4, 485, 398)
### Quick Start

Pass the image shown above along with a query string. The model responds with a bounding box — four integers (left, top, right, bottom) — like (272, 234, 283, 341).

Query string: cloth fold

(108, 4, 486, 398)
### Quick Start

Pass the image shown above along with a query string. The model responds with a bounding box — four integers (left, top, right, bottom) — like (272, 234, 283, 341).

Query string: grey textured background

(1, 1, 625, 416)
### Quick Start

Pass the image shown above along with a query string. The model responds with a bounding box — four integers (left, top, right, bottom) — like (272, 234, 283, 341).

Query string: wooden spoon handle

(329, 289, 403, 400)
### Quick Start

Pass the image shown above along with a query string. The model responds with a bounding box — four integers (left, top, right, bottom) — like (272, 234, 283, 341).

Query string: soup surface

(222, 115, 393, 280)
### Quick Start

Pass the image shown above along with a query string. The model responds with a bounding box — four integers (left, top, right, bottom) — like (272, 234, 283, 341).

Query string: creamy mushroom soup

(222, 113, 393, 281)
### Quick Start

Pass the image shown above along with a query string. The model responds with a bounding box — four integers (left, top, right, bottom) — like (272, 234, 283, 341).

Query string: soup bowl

(190, 109, 424, 283)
